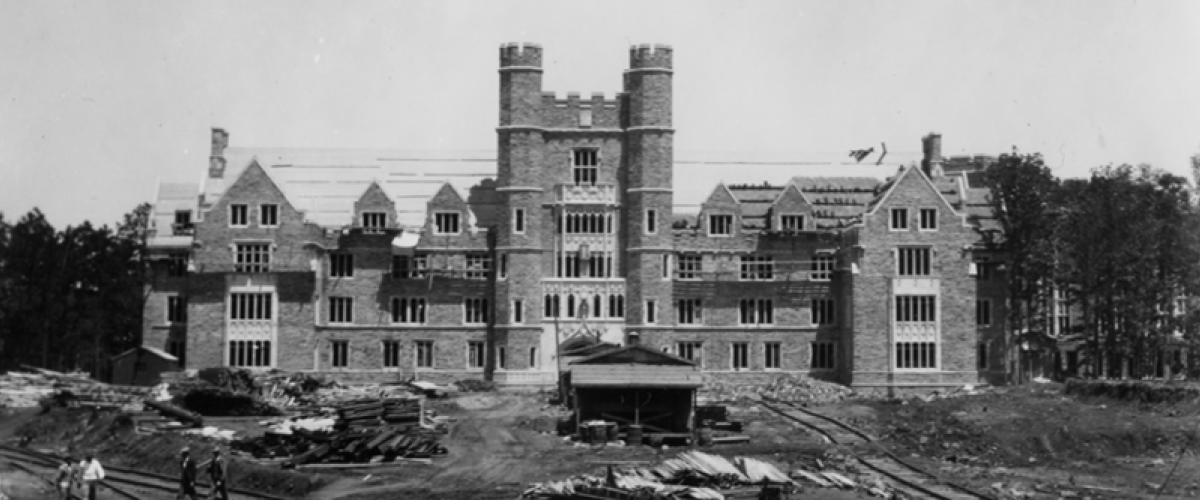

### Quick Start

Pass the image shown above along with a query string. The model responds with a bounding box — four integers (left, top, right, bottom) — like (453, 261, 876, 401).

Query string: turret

(625, 44, 673, 129)
(499, 42, 543, 127)
(622, 44, 675, 331)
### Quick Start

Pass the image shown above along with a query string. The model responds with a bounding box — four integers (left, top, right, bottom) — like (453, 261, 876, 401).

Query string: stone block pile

(699, 374, 856, 405)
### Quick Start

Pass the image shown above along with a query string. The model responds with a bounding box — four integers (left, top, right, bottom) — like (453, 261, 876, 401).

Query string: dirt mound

(863, 385, 1200, 469)
(1065, 378, 1200, 404)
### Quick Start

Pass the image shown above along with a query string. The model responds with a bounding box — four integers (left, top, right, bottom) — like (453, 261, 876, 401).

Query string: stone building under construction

(142, 43, 1008, 392)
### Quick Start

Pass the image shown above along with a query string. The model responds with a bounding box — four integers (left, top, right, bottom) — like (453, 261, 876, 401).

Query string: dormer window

(362, 212, 386, 233)
(780, 214, 805, 231)
(572, 149, 598, 186)
(173, 211, 193, 235)
(434, 212, 461, 235)
(708, 214, 733, 236)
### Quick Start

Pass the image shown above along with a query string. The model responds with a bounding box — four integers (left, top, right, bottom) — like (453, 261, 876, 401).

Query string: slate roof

(152, 146, 1000, 239)
(204, 148, 498, 229)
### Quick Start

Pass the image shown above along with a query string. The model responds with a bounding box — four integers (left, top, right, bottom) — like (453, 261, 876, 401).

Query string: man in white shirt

(81, 453, 105, 500)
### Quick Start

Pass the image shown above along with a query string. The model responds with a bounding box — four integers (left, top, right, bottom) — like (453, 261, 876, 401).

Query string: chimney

(209, 128, 229, 179)
(921, 132, 944, 178)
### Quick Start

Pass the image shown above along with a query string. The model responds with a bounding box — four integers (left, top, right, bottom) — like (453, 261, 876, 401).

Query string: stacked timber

(0, 368, 154, 409)
(336, 398, 423, 429)
(232, 396, 446, 467)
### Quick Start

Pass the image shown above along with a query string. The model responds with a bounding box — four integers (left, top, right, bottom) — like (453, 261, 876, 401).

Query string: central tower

(494, 43, 675, 375)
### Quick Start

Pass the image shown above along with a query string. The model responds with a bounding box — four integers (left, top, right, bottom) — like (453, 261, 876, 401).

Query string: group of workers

(54, 446, 228, 500)
(52, 454, 104, 500)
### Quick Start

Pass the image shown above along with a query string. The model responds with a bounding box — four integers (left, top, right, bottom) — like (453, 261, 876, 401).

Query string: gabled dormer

(206, 159, 302, 230)
(866, 165, 963, 232)
(353, 181, 398, 233)
(698, 183, 740, 237)
(769, 183, 814, 231)
(426, 183, 468, 236)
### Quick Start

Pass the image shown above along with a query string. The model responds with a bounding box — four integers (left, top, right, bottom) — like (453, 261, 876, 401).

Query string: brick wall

(150, 46, 1008, 392)
(849, 167, 981, 389)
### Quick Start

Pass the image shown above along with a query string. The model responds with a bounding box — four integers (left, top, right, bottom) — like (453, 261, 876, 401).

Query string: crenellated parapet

(499, 42, 542, 70)
(537, 91, 623, 129)
(629, 43, 673, 71)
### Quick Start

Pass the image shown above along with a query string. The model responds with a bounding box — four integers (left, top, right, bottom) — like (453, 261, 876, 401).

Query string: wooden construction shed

(569, 344, 703, 434)
(110, 346, 179, 386)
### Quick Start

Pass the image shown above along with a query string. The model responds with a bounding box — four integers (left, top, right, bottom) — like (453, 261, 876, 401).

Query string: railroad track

(759, 399, 994, 500)
(0, 444, 291, 500)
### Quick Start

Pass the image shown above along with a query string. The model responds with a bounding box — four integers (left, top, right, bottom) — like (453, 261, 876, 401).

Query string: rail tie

(0, 445, 288, 500)
(758, 398, 994, 500)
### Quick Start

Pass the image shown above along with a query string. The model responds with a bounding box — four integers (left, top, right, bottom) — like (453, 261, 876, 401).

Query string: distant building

(142, 44, 1008, 393)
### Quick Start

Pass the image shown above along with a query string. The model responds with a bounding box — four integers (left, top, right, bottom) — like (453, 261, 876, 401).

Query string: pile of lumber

(521, 451, 792, 499)
(232, 396, 447, 468)
(338, 398, 422, 428)
(66, 384, 156, 409)
(0, 372, 59, 407)
(0, 367, 154, 409)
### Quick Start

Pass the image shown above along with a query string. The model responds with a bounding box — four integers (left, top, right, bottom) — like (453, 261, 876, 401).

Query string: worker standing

(53, 456, 73, 500)
(178, 447, 198, 500)
(208, 448, 229, 500)
(81, 453, 105, 500)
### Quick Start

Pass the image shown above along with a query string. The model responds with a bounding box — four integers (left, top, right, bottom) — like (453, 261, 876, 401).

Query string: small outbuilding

(569, 344, 702, 435)
(110, 346, 179, 386)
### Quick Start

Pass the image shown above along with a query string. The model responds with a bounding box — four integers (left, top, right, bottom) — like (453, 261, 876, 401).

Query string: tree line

(0, 204, 151, 378)
(984, 152, 1200, 381)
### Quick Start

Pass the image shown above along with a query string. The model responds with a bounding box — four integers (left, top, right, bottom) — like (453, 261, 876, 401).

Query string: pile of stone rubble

(699, 374, 857, 405)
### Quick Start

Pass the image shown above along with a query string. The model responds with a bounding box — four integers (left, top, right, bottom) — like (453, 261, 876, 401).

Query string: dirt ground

(10, 383, 1196, 499)
(310, 393, 875, 500)
(8, 407, 323, 499)
(818, 383, 1200, 499)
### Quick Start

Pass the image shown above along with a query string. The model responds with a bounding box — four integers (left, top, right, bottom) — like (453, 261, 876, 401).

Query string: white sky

(2, 0, 1199, 226)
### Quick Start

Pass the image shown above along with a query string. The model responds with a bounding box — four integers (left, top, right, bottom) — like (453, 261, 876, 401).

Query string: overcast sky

(2, 0, 1199, 227)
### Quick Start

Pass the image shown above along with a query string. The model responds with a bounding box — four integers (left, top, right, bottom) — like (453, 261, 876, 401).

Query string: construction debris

(232, 396, 449, 467)
(699, 374, 856, 405)
(522, 451, 794, 499)
(0, 367, 155, 409)
(145, 399, 204, 427)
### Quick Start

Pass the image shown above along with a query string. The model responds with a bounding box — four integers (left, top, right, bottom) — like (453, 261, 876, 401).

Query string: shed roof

(570, 344, 696, 366)
(571, 364, 703, 388)
(112, 346, 179, 362)
(570, 344, 702, 389)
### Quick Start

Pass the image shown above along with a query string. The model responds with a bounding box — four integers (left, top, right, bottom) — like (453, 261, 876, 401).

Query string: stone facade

(142, 44, 1008, 391)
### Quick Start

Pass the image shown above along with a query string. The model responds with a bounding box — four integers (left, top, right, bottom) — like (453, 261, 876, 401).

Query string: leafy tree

(982, 151, 1060, 383)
